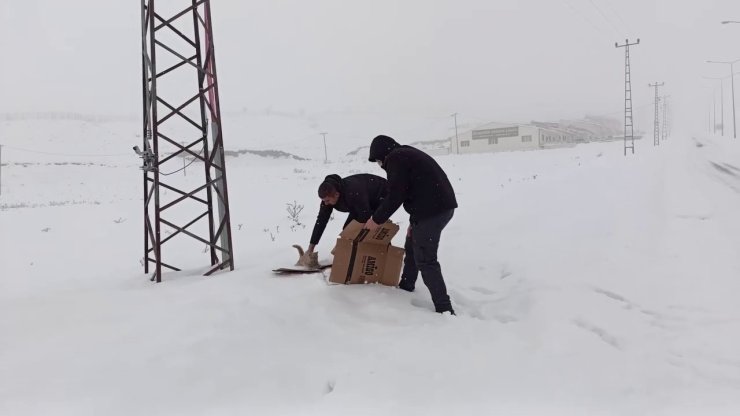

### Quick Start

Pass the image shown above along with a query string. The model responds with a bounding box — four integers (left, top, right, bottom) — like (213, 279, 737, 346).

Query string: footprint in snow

(470, 286, 495, 295)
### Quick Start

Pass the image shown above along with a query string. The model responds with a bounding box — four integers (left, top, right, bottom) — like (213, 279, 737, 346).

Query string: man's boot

(398, 279, 415, 292)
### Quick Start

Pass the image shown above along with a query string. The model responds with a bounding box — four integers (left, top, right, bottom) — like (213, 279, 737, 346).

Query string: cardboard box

(328, 220, 404, 286)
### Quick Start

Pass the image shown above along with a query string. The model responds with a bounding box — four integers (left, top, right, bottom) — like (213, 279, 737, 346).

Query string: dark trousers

(400, 209, 454, 312)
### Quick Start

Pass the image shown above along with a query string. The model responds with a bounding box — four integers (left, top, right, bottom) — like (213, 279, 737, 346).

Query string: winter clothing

(368, 135, 457, 314)
(400, 209, 455, 314)
(368, 135, 458, 224)
(309, 174, 388, 245)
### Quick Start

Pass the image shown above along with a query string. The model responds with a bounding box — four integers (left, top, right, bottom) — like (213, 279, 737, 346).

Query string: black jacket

(309, 174, 388, 245)
(368, 135, 457, 223)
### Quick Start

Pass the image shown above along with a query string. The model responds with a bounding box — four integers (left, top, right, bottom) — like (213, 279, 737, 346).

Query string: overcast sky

(2, 0, 740, 137)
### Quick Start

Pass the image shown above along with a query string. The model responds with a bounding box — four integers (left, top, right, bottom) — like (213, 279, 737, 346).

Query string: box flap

(338, 220, 365, 240)
(338, 220, 399, 245)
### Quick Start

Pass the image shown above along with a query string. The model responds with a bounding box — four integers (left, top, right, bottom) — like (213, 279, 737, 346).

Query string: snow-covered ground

(1, 119, 740, 415)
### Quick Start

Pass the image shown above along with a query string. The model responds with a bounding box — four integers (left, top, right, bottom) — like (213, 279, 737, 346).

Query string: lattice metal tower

(616, 39, 639, 155)
(649, 82, 664, 146)
(139, 0, 234, 282)
(661, 95, 668, 141)
(704, 77, 726, 136)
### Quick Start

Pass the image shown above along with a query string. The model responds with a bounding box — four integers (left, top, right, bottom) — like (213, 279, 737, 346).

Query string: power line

(158, 146, 205, 176)
(595, 0, 631, 34)
(587, 0, 623, 36)
(588, 101, 660, 118)
(559, 0, 612, 39)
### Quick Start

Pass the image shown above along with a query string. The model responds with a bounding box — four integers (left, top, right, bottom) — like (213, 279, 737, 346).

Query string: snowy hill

(1, 121, 740, 414)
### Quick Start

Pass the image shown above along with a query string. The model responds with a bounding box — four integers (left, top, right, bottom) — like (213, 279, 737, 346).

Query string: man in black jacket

(306, 173, 388, 254)
(364, 135, 458, 314)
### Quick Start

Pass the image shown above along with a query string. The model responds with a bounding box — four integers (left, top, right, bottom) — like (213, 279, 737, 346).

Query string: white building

(453, 123, 575, 154)
(554, 116, 623, 142)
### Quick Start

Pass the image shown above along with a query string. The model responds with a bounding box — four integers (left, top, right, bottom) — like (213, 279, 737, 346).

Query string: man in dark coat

(306, 173, 388, 254)
(364, 135, 458, 314)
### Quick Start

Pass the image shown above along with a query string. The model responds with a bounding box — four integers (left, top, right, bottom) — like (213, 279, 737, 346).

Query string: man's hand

(363, 218, 380, 231)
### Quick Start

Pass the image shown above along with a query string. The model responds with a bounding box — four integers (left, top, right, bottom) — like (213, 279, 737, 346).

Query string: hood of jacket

(368, 135, 401, 162)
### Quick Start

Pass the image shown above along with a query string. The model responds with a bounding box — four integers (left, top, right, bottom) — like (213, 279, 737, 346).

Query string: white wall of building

(456, 124, 540, 154)
(538, 127, 577, 149)
(447, 120, 598, 156)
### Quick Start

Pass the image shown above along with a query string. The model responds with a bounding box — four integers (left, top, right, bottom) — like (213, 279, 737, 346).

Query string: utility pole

(733, 68, 737, 139)
(661, 95, 669, 141)
(707, 59, 739, 138)
(648, 82, 664, 146)
(615, 38, 640, 155)
(705, 77, 726, 136)
(320, 132, 328, 163)
(732, 66, 736, 139)
(721, 78, 725, 136)
(451, 113, 460, 154)
(713, 88, 717, 134)
(706, 87, 716, 133)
